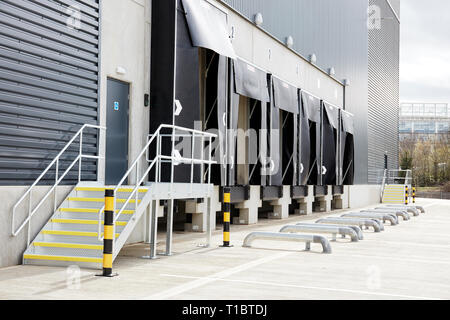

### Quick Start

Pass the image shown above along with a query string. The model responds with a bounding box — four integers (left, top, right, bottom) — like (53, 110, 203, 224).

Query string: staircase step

(75, 187, 148, 193)
(51, 218, 127, 227)
(60, 208, 135, 214)
(69, 197, 141, 203)
(30, 242, 103, 258)
(41, 230, 120, 238)
(34, 242, 103, 250)
(57, 211, 132, 222)
(24, 254, 102, 263)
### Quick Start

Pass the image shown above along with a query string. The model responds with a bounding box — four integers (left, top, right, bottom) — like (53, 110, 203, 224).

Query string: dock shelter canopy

(322, 102, 340, 185)
(228, 58, 270, 185)
(341, 110, 355, 185)
(272, 77, 299, 185)
(301, 91, 321, 185)
(181, 0, 236, 59)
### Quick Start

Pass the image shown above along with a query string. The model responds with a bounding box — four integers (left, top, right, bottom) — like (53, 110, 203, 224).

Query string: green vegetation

(399, 139, 449, 187)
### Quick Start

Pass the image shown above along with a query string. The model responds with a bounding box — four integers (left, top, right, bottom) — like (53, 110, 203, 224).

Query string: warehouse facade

(0, 0, 399, 268)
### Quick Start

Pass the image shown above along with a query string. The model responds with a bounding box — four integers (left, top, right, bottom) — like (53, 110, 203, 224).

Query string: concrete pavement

(0, 198, 449, 300)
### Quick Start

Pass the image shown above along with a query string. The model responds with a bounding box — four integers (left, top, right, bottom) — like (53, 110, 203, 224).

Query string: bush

(443, 181, 450, 193)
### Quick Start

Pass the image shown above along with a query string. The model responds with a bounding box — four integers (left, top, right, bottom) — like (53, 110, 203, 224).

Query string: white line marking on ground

(158, 274, 443, 300)
(335, 253, 450, 265)
(141, 252, 291, 300)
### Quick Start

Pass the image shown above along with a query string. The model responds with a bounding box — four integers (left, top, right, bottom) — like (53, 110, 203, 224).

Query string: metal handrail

(380, 169, 413, 201)
(97, 124, 217, 241)
(11, 124, 106, 246)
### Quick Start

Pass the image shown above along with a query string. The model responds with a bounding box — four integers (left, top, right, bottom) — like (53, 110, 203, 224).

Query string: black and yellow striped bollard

(99, 189, 118, 277)
(405, 186, 409, 205)
(413, 187, 416, 204)
(221, 187, 232, 247)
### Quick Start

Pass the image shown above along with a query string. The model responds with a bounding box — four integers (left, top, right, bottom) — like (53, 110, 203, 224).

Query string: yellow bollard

(221, 187, 232, 247)
(405, 186, 409, 205)
(99, 189, 118, 277)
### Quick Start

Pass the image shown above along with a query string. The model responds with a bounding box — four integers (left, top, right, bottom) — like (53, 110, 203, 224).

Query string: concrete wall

(98, 0, 151, 183)
(0, 186, 72, 268)
(348, 185, 382, 208)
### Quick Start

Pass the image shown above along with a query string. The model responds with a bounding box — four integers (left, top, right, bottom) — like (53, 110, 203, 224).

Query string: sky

(400, 0, 450, 104)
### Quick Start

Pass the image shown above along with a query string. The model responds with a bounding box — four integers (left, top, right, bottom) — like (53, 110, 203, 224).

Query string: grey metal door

(106, 78, 129, 185)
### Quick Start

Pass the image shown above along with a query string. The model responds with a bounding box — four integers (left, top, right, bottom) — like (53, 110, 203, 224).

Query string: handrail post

(135, 161, 140, 213)
(190, 132, 195, 194)
(200, 135, 205, 184)
(208, 136, 212, 186)
(27, 190, 32, 246)
(78, 129, 83, 183)
(54, 159, 59, 213)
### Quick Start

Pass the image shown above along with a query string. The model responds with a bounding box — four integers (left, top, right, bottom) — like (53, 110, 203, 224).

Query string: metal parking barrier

(362, 209, 410, 221)
(243, 232, 332, 254)
(342, 212, 398, 225)
(316, 217, 383, 232)
(280, 224, 359, 242)
(385, 204, 425, 213)
(298, 223, 364, 240)
(376, 206, 420, 216)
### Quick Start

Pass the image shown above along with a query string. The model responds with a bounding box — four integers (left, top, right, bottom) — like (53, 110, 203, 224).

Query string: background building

(399, 102, 450, 142)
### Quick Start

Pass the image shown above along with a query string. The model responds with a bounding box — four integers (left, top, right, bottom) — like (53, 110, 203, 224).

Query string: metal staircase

(380, 169, 412, 204)
(12, 124, 217, 269)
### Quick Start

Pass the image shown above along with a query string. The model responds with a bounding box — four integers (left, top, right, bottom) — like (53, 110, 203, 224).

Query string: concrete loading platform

(0, 198, 449, 300)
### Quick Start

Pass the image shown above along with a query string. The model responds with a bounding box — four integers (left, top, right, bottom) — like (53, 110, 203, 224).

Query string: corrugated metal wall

(368, 0, 400, 183)
(0, 0, 100, 185)
(221, 0, 370, 184)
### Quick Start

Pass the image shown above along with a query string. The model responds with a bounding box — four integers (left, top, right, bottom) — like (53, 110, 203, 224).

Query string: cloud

(400, 0, 450, 103)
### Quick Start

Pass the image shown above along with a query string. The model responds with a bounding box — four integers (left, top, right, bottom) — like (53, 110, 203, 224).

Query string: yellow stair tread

(41, 230, 120, 238)
(51, 218, 127, 226)
(59, 208, 135, 214)
(68, 197, 141, 203)
(24, 254, 102, 263)
(75, 187, 148, 193)
(33, 242, 103, 250)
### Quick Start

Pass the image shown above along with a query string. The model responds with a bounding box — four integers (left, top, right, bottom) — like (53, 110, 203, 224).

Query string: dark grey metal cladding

(0, 0, 100, 185)
(368, 0, 399, 184)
